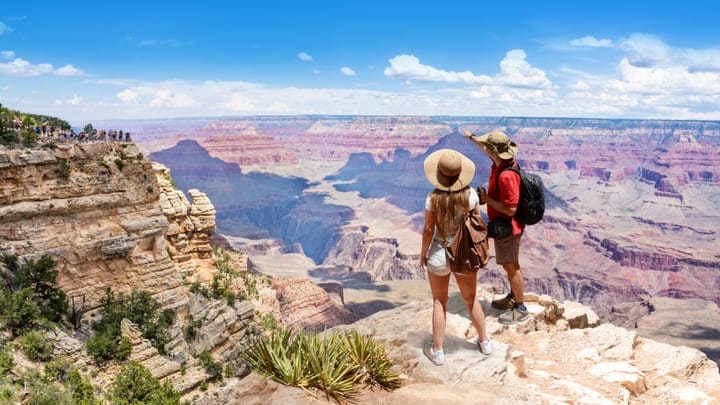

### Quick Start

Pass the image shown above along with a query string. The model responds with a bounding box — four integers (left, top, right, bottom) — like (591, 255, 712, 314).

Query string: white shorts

(425, 236, 452, 276)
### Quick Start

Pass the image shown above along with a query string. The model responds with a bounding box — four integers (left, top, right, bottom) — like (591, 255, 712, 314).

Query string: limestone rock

(562, 300, 601, 329)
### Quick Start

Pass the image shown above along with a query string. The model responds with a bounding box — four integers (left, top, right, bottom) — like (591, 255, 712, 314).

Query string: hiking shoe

(423, 342, 444, 366)
(478, 338, 493, 355)
(491, 293, 515, 310)
(498, 306, 529, 325)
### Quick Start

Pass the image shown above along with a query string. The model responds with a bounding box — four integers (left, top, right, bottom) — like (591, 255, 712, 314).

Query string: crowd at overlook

(10, 118, 131, 143)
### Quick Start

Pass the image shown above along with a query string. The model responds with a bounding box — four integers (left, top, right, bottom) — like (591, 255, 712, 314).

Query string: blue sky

(1, 1, 720, 124)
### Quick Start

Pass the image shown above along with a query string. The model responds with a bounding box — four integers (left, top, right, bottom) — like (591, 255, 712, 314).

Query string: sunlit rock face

(0, 142, 254, 371)
(0, 142, 187, 308)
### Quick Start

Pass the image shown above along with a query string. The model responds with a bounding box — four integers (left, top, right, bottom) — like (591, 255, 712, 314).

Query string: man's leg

(503, 263, 524, 305)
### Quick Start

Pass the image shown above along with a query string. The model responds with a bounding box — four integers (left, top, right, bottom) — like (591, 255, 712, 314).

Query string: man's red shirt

(487, 160, 525, 236)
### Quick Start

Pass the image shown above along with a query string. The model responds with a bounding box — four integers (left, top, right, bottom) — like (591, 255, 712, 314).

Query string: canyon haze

(104, 115, 720, 362)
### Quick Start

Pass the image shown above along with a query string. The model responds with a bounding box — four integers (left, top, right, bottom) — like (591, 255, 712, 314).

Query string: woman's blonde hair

(430, 186, 471, 237)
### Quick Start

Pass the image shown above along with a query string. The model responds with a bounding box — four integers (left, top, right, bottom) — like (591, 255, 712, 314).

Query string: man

(463, 129, 528, 324)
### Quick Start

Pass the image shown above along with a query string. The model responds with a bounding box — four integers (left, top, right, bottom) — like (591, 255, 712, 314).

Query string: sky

(1, 1, 720, 125)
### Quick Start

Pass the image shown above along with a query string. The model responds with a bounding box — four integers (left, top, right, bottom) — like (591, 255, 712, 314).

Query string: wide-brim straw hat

(476, 131, 517, 160)
(423, 149, 475, 192)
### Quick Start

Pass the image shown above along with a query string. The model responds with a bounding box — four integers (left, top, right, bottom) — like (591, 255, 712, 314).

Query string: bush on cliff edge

(0, 254, 68, 334)
(87, 289, 174, 363)
(242, 328, 400, 402)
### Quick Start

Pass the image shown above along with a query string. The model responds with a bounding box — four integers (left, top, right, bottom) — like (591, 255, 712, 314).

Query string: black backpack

(496, 165, 545, 225)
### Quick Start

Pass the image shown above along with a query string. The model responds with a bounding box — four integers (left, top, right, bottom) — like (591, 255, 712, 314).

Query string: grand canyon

(2, 117, 719, 402)
(105, 115, 719, 359)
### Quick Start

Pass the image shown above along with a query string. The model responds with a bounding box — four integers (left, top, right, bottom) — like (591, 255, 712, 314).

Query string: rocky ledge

(236, 290, 720, 404)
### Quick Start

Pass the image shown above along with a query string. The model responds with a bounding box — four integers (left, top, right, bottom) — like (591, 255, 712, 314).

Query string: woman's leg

(427, 270, 450, 351)
(455, 272, 489, 343)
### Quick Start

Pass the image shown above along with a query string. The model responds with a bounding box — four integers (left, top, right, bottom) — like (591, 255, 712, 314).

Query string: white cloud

(497, 49, 552, 88)
(54, 95, 83, 106)
(0, 57, 85, 77)
(298, 52, 313, 61)
(150, 91, 195, 108)
(620, 33, 672, 67)
(1, 50, 15, 59)
(138, 39, 189, 48)
(619, 33, 720, 72)
(569, 36, 613, 48)
(340, 66, 357, 76)
(54, 64, 84, 76)
(312, 68, 321, 74)
(384, 54, 488, 84)
(224, 94, 256, 111)
(0, 22, 10, 35)
(384, 51, 551, 89)
(117, 89, 140, 104)
(0, 58, 53, 76)
(116, 84, 195, 108)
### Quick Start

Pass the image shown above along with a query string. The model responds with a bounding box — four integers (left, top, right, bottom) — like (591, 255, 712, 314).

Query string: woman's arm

(420, 210, 436, 270)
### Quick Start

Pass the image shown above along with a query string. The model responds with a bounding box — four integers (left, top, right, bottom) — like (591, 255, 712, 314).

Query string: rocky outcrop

(0, 142, 186, 309)
(323, 225, 422, 281)
(237, 291, 720, 404)
(272, 278, 360, 332)
(155, 162, 217, 283)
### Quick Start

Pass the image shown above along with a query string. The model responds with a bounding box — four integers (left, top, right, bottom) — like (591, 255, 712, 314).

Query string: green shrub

(114, 158, 124, 171)
(19, 129, 38, 146)
(0, 378, 18, 405)
(258, 311, 279, 332)
(44, 356, 73, 383)
(184, 315, 203, 342)
(56, 159, 70, 180)
(89, 289, 172, 360)
(86, 331, 131, 363)
(18, 330, 53, 362)
(66, 369, 97, 405)
(27, 379, 73, 405)
(197, 351, 223, 382)
(1, 254, 68, 324)
(0, 131, 19, 146)
(107, 362, 180, 405)
(0, 346, 13, 376)
(242, 329, 400, 402)
(0, 288, 42, 334)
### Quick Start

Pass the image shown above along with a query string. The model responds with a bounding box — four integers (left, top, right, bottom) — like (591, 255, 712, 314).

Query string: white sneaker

(423, 341, 444, 365)
(479, 338, 493, 355)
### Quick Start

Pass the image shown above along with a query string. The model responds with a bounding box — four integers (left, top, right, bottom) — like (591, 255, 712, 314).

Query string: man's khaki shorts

(494, 233, 522, 265)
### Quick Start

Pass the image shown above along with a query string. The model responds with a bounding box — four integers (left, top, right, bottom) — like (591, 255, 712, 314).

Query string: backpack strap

(495, 164, 521, 194)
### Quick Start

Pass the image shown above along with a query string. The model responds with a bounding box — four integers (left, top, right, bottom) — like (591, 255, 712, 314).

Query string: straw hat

(423, 149, 475, 192)
(475, 131, 517, 160)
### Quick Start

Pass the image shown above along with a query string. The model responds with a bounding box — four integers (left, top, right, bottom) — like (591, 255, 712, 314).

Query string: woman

(420, 149, 492, 366)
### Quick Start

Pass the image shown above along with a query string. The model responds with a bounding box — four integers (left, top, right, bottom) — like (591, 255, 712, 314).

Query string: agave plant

(344, 331, 401, 389)
(242, 328, 400, 403)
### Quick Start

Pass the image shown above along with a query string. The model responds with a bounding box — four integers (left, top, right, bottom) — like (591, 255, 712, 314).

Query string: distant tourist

(420, 149, 492, 366)
(463, 129, 529, 325)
